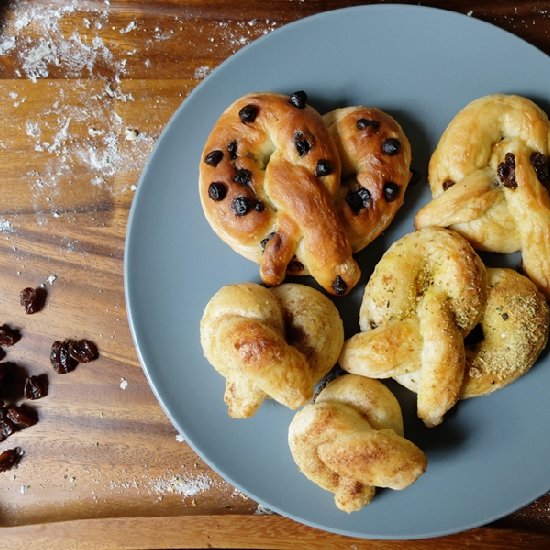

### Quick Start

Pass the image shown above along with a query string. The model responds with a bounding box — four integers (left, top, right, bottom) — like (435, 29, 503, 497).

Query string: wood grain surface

(0, 1, 550, 548)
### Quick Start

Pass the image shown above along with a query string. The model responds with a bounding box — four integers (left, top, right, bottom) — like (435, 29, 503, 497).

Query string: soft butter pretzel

(288, 374, 427, 513)
(199, 91, 358, 296)
(392, 268, 549, 399)
(200, 282, 343, 418)
(415, 94, 550, 298)
(340, 228, 487, 427)
(323, 106, 412, 252)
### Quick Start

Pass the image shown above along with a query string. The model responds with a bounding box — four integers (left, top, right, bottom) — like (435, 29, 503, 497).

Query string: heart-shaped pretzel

(200, 282, 343, 418)
(415, 94, 550, 298)
(199, 92, 412, 295)
(340, 228, 487, 427)
(288, 374, 427, 512)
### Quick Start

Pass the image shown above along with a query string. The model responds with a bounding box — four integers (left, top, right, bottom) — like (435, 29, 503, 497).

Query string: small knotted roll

(288, 374, 427, 512)
(200, 282, 344, 418)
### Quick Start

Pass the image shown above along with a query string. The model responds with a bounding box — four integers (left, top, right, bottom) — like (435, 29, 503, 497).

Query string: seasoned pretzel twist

(415, 94, 550, 298)
(199, 92, 412, 295)
(340, 228, 487, 427)
(288, 374, 427, 513)
(392, 268, 549, 399)
(200, 282, 343, 418)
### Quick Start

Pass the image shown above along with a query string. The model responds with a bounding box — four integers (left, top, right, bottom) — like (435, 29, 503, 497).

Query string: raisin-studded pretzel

(339, 228, 487, 427)
(200, 282, 344, 418)
(199, 92, 412, 295)
(415, 94, 550, 298)
(323, 106, 412, 252)
(288, 374, 427, 512)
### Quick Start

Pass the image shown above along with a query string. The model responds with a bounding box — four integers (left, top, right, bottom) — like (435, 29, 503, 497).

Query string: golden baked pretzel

(199, 92, 413, 295)
(392, 268, 549, 399)
(339, 227, 487, 427)
(199, 91, 357, 296)
(200, 282, 343, 418)
(323, 106, 413, 252)
(415, 94, 550, 298)
(288, 374, 427, 513)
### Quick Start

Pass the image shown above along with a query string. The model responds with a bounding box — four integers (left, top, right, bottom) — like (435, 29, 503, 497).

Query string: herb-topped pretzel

(199, 91, 412, 296)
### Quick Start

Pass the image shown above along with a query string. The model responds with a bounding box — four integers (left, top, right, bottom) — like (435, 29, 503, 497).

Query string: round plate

(125, 4, 550, 540)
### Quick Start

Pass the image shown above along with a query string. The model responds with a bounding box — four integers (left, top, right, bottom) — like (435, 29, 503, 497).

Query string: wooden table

(1, 1, 549, 548)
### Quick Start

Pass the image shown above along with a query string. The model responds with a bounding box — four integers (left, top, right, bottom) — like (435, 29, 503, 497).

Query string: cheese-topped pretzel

(340, 228, 487, 427)
(199, 91, 359, 296)
(323, 106, 413, 252)
(288, 374, 427, 513)
(415, 94, 550, 298)
(391, 268, 549, 399)
(200, 282, 343, 418)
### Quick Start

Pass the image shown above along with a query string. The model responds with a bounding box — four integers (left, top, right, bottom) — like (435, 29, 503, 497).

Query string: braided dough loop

(288, 374, 427, 513)
(342, 228, 487, 427)
(200, 282, 343, 418)
(415, 94, 550, 297)
(392, 268, 549, 398)
(323, 106, 413, 252)
(199, 92, 360, 296)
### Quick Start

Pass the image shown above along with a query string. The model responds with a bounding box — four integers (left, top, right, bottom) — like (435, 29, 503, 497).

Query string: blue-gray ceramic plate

(125, 4, 550, 539)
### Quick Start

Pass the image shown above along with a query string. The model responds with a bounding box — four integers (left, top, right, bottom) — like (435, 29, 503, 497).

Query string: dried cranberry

(0, 448, 20, 472)
(356, 119, 380, 131)
(289, 90, 307, 109)
(24, 375, 48, 400)
(382, 138, 401, 155)
(332, 276, 347, 296)
(204, 150, 224, 166)
(231, 196, 254, 216)
(227, 140, 238, 160)
(238, 104, 259, 123)
(50, 340, 77, 374)
(0, 324, 20, 347)
(68, 340, 98, 363)
(346, 187, 372, 213)
(530, 152, 550, 183)
(20, 286, 47, 314)
(383, 182, 400, 202)
(294, 131, 311, 157)
(233, 168, 252, 187)
(498, 153, 517, 189)
(208, 182, 227, 201)
(0, 416, 15, 441)
(6, 405, 37, 429)
(314, 159, 332, 177)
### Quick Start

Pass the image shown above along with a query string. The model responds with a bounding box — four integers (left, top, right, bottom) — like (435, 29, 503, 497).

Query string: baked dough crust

(340, 227, 487, 427)
(288, 374, 426, 513)
(416, 94, 550, 298)
(199, 93, 412, 295)
(200, 282, 343, 417)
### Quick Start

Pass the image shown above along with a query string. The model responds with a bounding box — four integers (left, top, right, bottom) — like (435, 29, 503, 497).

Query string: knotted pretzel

(339, 227, 487, 427)
(288, 374, 427, 513)
(415, 94, 550, 298)
(323, 106, 412, 252)
(200, 282, 343, 418)
(392, 268, 549, 399)
(199, 92, 412, 295)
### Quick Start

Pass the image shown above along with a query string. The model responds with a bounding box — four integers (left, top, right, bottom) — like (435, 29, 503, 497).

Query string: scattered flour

(119, 377, 128, 390)
(151, 473, 213, 497)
